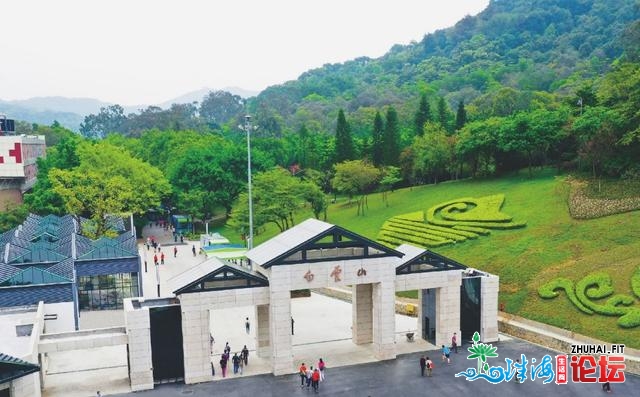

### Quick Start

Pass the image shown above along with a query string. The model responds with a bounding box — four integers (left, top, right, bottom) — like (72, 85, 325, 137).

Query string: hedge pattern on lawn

(377, 194, 526, 248)
(538, 268, 640, 329)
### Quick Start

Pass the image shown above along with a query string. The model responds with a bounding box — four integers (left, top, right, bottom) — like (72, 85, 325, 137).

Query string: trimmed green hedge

(538, 278, 594, 314)
(538, 269, 640, 328)
(632, 267, 640, 300)
(377, 194, 525, 249)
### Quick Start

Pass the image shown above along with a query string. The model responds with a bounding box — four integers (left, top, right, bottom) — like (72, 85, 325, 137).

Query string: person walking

(452, 332, 458, 353)
(153, 254, 158, 265)
(173, 246, 178, 258)
(245, 317, 250, 334)
(220, 356, 227, 378)
(420, 356, 426, 377)
(306, 365, 314, 389)
(192, 244, 196, 256)
(442, 345, 451, 365)
(318, 358, 325, 381)
(312, 368, 320, 392)
(160, 252, 165, 265)
(242, 345, 249, 365)
(298, 363, 307, 387)
(238, 354, 244, 375)
(426, 356, 434, 377)
(232, 353, 240, 374)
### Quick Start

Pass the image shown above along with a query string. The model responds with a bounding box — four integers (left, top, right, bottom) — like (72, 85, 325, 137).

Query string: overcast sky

(2, 0, 489, 106)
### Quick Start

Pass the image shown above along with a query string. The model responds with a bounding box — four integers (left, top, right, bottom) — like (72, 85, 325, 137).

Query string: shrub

(632, 267, 640, 300)
(618, 308, 640, 328)
(538, 278, 594, 314)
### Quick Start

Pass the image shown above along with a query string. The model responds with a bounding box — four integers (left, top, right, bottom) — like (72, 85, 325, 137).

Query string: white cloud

(0, 0, 489, 105)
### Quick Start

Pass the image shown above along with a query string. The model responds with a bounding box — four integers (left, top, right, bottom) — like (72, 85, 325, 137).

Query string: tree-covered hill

(249, 0, 639, 134)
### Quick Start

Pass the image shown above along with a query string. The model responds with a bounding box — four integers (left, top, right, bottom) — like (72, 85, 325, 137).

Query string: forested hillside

(251, 0, 638, 134)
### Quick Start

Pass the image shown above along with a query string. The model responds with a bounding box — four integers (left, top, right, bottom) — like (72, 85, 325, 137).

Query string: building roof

(246, 218, 404, 269)
(0, 213, 138, 289)
(170, 261, 269, 295)
(167, 256, 228, 294)
(246, 218, 334, 267)
(395, 244, 467, 274)
(0, 352, 40, 384)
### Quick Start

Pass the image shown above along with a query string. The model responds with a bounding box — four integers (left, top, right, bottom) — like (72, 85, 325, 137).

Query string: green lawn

(215, 168, 640, 348)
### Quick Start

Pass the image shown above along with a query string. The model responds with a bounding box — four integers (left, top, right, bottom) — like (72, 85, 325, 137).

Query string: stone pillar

(352, 284, 373, 344)
(124, 305, 153, 391)
(270, 289, 292, 375)
(435, 275, 461, 349)
(481, 275, 500, 342)
(416, 289, 424, 340)
(256, 304, 271, 357)
(372, 281, 396, 360)
(181, 308, 212, 384)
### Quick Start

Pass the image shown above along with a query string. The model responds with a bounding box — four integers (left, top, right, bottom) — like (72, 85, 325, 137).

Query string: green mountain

(249, 0, 639, 134)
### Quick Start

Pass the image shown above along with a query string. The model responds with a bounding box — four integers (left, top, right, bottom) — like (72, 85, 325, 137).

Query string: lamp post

(240, 115, 255, 250)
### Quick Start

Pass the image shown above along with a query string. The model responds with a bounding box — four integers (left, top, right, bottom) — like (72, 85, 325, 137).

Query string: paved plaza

(112, 337, 640, 397)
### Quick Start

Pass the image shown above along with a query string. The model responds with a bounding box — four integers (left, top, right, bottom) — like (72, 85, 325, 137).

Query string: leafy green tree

(229, 167, 321, 234)
(382, 107, 401, 166)
(0, 204, 29, 233)
(414, 94, 432, 136)
(379, 166, 402, 207)
(455, 100, 467, 130)
(411, 123, 451, 184)
(334, 109, 355, 163)
(456, 118, 501, 176)
(371, 111, 385, 166)
(24, 134, 82, 215)
(331, 160, 380, 216)
(49, 141, 170, 237)
(572, 106, 624, 180)
(199, 90, 245, 128)
(79, 105, 126, 138)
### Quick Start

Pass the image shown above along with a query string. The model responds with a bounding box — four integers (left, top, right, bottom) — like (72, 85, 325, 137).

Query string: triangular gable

(0, 353, 40, 384)
(0, 263, 21, 283)
(257, 224, 403, 269)
(395, 248, 467, 275)
(173, 263, 269, 295)
(0, 266, 72, 286)
(78, 245, 136, 260)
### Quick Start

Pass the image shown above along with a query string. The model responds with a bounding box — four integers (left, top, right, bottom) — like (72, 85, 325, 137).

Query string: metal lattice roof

(0, 266, 72, 286)
(0, 353, 40, 384)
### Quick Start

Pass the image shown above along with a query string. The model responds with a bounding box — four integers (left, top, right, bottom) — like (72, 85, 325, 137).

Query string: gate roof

(246, 218, 403, 269)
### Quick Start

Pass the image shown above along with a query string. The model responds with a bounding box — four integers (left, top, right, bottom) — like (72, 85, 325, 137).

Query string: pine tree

(437, 97, 449, 130)
(382, 107, 401, 166)
(371, 111, 385, 166)
(455, 100, 467, 130)
(334, 109, 355, 163)
(414, 94, 431, 136)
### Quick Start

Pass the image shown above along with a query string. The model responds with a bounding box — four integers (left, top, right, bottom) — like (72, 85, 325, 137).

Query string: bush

(632, 267, 640, 300)
(538, 278, 594, 314)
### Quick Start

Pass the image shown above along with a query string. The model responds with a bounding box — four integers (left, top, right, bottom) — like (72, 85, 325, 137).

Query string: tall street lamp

(240, 115, 255, 249)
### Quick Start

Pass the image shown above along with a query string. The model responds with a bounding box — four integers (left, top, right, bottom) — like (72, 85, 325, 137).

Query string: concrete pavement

(111, 337, 640, 397)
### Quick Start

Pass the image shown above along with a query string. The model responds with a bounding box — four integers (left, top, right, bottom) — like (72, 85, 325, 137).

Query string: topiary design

(538, 268, 640, 329)
(377, 194, 526, 248)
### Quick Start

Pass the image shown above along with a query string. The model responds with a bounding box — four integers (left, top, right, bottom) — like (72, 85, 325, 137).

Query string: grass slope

(217, 169, 640, 347)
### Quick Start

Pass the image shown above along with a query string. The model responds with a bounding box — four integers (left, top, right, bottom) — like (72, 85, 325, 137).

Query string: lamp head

(245, 115, 252, 123)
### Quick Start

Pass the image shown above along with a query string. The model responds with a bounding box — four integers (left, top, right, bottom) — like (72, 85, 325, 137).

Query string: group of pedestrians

(218, 342, 250, 378)
(298, 359, 326, 393)
(419, 332, 459, 377)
